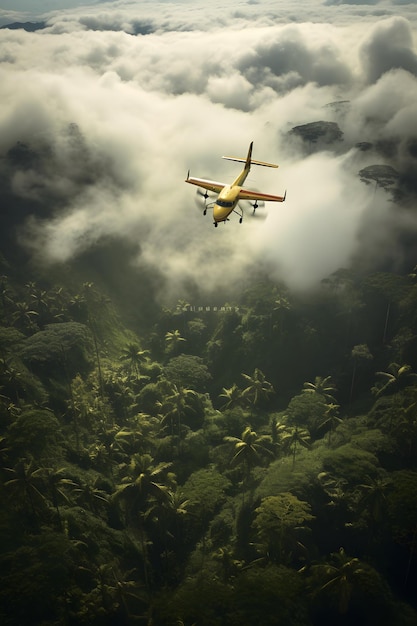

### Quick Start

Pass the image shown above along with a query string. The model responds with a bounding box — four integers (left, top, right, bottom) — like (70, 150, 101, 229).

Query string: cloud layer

(1, 1, 417, 298)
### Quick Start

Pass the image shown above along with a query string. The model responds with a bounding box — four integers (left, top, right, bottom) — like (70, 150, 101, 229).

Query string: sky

(0, 0, 417, 300)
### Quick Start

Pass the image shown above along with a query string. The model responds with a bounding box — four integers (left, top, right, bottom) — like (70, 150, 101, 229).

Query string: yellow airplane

(185, 141, 286, 227)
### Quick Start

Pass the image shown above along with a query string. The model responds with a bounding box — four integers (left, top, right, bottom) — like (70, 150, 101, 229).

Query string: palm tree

(224, 426, 273, 495)
(396, 401, 417, 460)
(71, 478, 109, 515)
(157, 383, 197, 438)
(47, 285, 70, 321)
(175, 299, 191, 314)
(11, 301, 39, 333)
(150, 487, 189, 540)
(119, 343, 150, 377)
(146, 488, 190, 579)
(165, 329, 186, 355)
(308, 548, 377, 614)
(114, 453, 173, 521)
(281, 425, 311, 469)
(373, 363, 417, 397)
(218, 383, 243, 411)
(114, 454, 173, 589)
(43, 467, 77, 530)
(355, 474, 393, 536)
(303, 375, 337, 403)
(271, 418, 294, 456)
(272, 293, 291, 338)
(114, 414, 157, 456)
(241, 368, 274, 411)
(28, 286, 51, 326)
(319, 403, 342, 444)
(0, 357, 24, 402)
(86, 562, 146, 621)
(212, 546, 242, 582)
(4, 460, 48, 524)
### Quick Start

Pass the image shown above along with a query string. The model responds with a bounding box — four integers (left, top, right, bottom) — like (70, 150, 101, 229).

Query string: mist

(1, 0, 416, 302)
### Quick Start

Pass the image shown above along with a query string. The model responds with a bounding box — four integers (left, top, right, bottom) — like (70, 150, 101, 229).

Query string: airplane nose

(213, 203, 227, 222)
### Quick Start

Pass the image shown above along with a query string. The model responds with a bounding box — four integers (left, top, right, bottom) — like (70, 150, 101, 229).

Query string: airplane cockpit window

(217, 199, 234, 208)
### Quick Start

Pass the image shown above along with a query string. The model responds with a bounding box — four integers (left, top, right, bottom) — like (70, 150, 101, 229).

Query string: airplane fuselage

(213, 166, 249, 225)
(185, 141, 285, 227)
(213, 184, 242, 223)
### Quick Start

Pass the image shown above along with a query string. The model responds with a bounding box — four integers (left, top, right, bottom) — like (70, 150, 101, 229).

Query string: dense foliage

(1, 255, 417, 625)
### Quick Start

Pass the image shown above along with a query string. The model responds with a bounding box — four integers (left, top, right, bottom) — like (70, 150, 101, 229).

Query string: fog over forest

(0, 0, 416, 303)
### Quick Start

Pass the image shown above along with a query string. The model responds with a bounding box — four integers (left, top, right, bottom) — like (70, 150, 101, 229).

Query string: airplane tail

(222, 141, 279, 169)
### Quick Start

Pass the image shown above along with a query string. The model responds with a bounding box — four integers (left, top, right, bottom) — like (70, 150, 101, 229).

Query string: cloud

(360, 15, 417, 83)
(238, 24, 353, 89)
(0, 1, 416, 302)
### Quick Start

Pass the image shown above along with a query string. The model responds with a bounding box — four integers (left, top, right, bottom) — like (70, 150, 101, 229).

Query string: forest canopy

(1, 253, 417, 625)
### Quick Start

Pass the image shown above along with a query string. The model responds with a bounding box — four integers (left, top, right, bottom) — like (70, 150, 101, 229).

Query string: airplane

(185, 141, 286, 227)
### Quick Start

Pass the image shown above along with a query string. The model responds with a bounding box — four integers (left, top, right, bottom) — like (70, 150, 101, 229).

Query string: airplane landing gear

(233, 206, 244, 223)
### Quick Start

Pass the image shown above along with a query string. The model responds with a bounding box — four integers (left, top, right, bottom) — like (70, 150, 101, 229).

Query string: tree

(354, 473, 393, 537)
(80, 562, 146, 622)
(395, 397, 417, 462)
(182, 468, 231, 527)
(114, 453, 173, 524)
(27, 285, 52, 327)
(281, 425, 311, 469)
(322, 443, 380, 486)
(360, 272, 410, 345)
(165, 329, 186, 355)
(146, 487, 190, 581)
(349, 344, 373, 403)
(114, 454, 174, 589)
(303, 375, 337, 403)
(307, 547, 387, 616)
(218, 383, 243, 411)
(232, 564, 309, 626)
(0, 357, 47, 405)
(224, 426, 273, 488)
(157, 383, 198, 438)
(119, 342, 150, 377)
(18, 321, 94, 381)
(241, 368, 274, 410)
(319, 403, 342, 444)
(212, 546, 242, 583)
(71, 477, 109, 516)
(114, 413, 158, 457)
(6, 408, 63, 463)
(373, 363, 417, 397)
(4, 460, 48, 525)
(0, 531, 80, 625)
(252, 493, 314, 564)
(163, 354, 211, 392)
(11, 301, 39, 333)
(385, 470, 417, 587)
(272, 293, 291, 339)
(285, 391, 328, 434)
(43, 466, 77, 530)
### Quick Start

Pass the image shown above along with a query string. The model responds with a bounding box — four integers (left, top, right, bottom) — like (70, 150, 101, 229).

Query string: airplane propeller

(238, 198, 267, 220)
(195, 188, 217, 215)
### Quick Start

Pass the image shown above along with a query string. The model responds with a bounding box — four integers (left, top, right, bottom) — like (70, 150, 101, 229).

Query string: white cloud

(0, 1, 416, 300)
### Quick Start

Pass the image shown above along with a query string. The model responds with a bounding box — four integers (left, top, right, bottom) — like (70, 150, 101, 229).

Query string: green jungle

(1, 157, 417, 625)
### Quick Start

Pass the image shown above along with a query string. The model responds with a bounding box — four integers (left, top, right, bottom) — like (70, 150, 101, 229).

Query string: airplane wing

(238, 187, 286, 202)
(185, 175, 226, 194)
